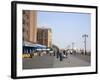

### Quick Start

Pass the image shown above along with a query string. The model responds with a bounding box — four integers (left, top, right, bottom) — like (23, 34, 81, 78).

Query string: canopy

(23, 41, 49, 51)
(23, 41, 46, 48)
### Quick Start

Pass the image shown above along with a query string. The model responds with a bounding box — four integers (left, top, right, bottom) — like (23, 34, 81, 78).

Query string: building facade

(37, 28, 52, 48)
(23, 10, 37, 43)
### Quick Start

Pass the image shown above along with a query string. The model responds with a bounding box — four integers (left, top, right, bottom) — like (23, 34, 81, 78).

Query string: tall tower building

(37, 28, 52, 48)
(23, 10, 37, 43)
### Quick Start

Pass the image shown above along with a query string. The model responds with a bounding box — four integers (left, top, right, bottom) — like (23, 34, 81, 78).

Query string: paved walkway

(23, 54, 90, 69)
(53, 54, 90, 68)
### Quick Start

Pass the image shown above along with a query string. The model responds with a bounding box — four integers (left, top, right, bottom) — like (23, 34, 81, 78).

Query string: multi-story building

(37, 28, 52, 48)
(23, 10, 52, 48)
(23, 10, 37, 43)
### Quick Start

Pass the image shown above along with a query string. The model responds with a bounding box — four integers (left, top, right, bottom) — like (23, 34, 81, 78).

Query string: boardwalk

(23, 53, 90, 69)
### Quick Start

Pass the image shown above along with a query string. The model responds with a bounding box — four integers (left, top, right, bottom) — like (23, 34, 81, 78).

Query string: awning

(23, 41, 46, 48)
(23, 41, 49, 51)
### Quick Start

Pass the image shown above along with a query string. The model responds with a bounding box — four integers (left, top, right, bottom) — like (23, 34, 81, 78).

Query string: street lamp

(72, 42, 75, 54)
(82, 34, 88, 55)
(72, 42, 74, 50)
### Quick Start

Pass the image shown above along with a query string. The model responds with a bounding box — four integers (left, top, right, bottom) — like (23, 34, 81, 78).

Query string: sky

(37, 11, 91, 50)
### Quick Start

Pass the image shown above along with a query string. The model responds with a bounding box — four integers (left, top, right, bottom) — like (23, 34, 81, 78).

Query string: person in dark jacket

(56, 49, 59, 58)
(59, 50, 63, 61)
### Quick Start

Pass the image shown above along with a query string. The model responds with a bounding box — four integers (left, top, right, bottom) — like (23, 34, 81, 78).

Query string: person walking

(65, 50, 68, 58)
(53, 50, 56, 56)
(56, 49, 59, 58)
(59, 50, 63, 61)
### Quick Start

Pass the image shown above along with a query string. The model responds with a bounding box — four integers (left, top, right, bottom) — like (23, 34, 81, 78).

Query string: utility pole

(82, 34, 88, 55)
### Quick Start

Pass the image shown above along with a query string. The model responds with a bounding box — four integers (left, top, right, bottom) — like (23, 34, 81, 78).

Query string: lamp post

(82, 34, 88, 55)
(72, 42, 75, 54)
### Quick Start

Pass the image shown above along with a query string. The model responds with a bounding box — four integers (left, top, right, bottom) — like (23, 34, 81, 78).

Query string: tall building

(23, 10, 37, 43)
(37, 28, 52, 48)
